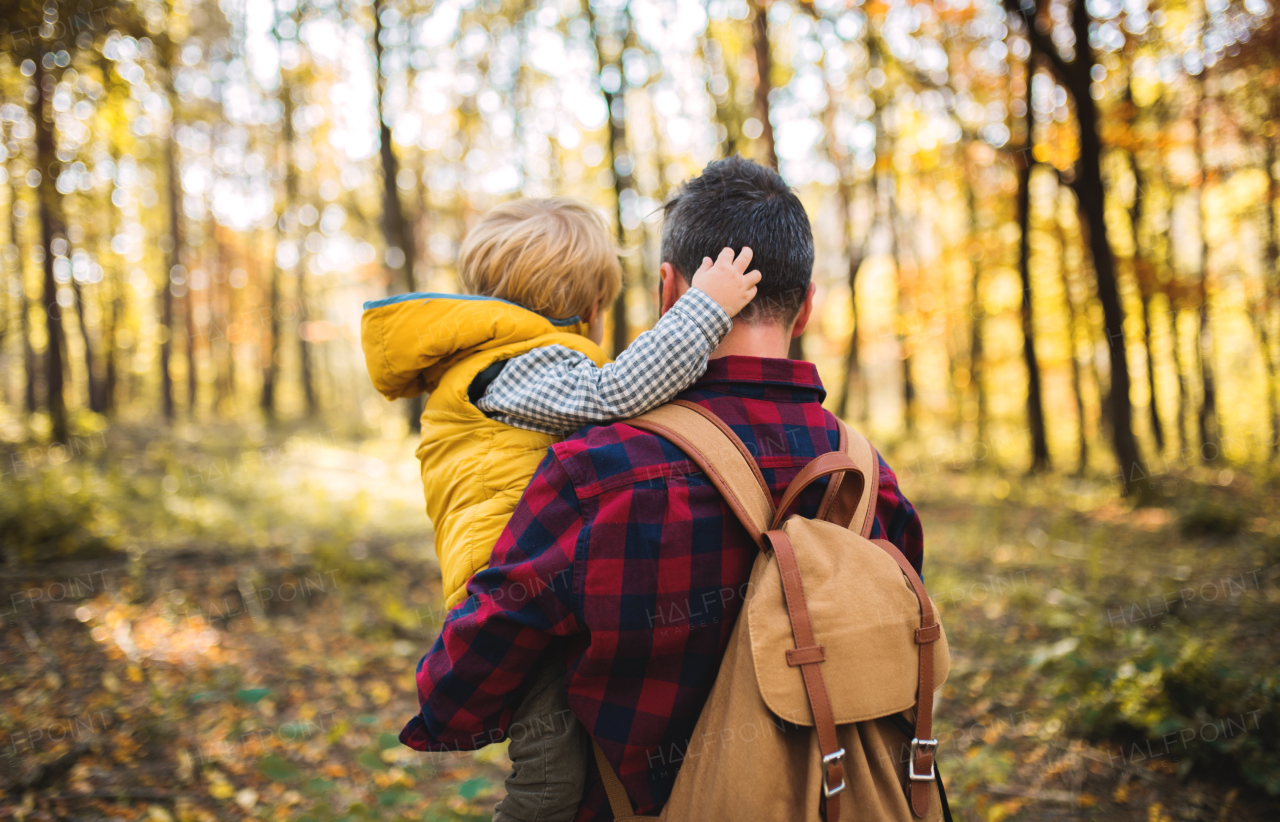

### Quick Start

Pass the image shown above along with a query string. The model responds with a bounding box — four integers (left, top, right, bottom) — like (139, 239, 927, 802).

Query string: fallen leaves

(205, 770, 234, 800)
(233, 787, 258, 810)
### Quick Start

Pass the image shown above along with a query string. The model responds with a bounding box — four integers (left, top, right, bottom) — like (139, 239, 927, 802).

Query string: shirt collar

(687, 355, 827, 404)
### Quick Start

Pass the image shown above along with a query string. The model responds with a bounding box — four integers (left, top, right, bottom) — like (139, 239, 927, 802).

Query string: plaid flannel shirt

(476, 287, 732, 434)
(400, 357, 924, 821)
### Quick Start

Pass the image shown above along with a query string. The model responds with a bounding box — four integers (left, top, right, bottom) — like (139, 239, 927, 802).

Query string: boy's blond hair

(457, 197, 622, 322)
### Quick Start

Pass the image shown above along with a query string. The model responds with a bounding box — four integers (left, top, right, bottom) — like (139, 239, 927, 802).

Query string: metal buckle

(822, 748, 847, 797)
(909, 738, 938, 781)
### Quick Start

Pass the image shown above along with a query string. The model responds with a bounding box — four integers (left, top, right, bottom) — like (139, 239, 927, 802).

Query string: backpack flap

(747, 516, 950, 726)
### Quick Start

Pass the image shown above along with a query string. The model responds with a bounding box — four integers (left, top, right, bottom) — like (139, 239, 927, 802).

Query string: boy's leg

(492, 654, 588, 822)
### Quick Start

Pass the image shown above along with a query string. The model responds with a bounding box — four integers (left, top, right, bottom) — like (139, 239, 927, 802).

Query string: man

(400, 156, 923, 820)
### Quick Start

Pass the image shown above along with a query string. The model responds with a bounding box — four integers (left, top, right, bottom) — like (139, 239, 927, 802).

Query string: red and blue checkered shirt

(400, 356, 924, 820)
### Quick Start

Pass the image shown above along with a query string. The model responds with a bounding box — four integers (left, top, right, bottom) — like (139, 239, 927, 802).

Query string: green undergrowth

(0, 419, 428, 570)
(4, 421, 1279, 817)
(916, 467, 1280, 809)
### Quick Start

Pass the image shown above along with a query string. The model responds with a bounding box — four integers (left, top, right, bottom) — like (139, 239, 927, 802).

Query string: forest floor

(1, 420, 1278, 822)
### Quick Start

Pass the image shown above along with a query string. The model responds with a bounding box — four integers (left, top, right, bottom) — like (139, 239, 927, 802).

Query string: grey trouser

(492, 656, 588, 822)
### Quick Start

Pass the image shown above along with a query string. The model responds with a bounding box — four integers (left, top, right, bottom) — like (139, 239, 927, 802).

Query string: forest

(0, 0, 1278, 820)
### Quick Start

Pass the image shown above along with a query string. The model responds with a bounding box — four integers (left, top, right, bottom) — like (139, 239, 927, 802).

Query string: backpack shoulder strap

(817, 418, 881, 538)
(626, 399, 774, 546)
(591, 738, 657, 821)
(588, 400, 775, 820)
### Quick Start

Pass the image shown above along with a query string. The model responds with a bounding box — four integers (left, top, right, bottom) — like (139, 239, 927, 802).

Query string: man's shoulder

(544, 421, 691, 498)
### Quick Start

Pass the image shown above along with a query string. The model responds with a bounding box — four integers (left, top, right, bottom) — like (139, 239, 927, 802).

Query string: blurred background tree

(0, 0, 1276, 493)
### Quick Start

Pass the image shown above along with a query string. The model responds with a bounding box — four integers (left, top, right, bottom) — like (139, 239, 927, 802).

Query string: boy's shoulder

(363, 291, 585, 341)
(361, 292, 602, 400)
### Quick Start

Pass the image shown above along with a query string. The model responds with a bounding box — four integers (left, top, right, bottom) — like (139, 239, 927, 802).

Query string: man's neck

(709, 321, 793, 360)
(662, 272, 799, 360)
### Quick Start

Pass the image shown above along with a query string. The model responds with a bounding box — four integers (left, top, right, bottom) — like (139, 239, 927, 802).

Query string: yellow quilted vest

(361, 293, 607, 608)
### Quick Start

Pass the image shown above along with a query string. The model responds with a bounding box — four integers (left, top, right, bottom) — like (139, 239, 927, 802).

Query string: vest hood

(360, 292, 594, 400)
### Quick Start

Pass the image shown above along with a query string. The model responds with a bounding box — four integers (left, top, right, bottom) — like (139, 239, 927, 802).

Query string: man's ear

(790, 284, 817, 338)
(658, 262, 686, 317)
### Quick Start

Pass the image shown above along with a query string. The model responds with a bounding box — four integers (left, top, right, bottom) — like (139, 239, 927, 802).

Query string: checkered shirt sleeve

(475, 287, 732, 434)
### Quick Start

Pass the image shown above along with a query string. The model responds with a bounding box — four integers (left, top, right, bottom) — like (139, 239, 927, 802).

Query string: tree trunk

(220, 229, 239, 412)
(966, 176, 988, 446)
(184, 217, 199, 415)
(1139, 294, 1164, 452)
(607, 122, 631, 356)
(748, 0, 801, 360)
(1243, 115, 1278, 457)
(1129, 151, 1164, 453)
(33, 55, 69, 442)
(0, 161, 7, 408)
(835, 180, 867, 421)
(277, 9, 316, 418)
(100, 172, 121, 414)
(1193, 71, 1218, 462)
(1016, 154, 1049, 471)
(185, 267, 198, 415)
(1016, 46, 1050, 470)
(298, 262, 317, 417)
(1170, 302, 1189, 451)
(225, 265, 237, 411)
(1265, 124, 1279, 456)
(92, 52, 118, 414)
(1054, 183, 1089, 473)
(749, 0, 778, 169)
(372, 0, 415, 296)
(261, 233, 280, 417)
(700, 35, 742, 158)
(1123, 74, 1165, 457)
(1007, 0, 1142, 491)
(22, 290, 38, 414)
(372, 0, 421, 431)
(103, 266, 120, 415)
(69, 276, 102, 413)
(9, 167, 37, 415)
(162, 81, 180, 422)
(584, 1, 636, 355)
(1070, 15, 1142, 491)
(819, 54, 867, 420)
(211, 222, 229, 410)
(1, 128, 14, 410)
(1155, 170, 1187, 455)
(887, 176, 915, 433)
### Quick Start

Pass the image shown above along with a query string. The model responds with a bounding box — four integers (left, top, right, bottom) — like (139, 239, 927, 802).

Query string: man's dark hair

(661, 155, 814, 325)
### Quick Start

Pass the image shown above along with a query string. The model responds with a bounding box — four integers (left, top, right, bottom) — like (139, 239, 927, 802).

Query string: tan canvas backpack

(591, 401, 953, 821)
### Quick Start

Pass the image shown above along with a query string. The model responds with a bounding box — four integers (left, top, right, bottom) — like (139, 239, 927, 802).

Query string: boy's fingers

(694, 256, 714, 275)
(743, 269, 762, 286)
(733, 246, 754, 273)
(716, 247, 736, 267)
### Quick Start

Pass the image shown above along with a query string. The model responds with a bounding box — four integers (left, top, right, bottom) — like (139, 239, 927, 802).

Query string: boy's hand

(690, 247, 762, 318)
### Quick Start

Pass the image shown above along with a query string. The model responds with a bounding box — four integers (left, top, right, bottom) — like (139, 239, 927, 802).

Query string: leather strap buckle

(915, 623, 941, 644)
(909, 738, 937, 781)
(822, 748, 846, 797)
(785, 644, 826, 666)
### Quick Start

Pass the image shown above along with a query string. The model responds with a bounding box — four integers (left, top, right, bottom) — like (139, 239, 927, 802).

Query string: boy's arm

(475, 287, 731, 434)
(400, 451, 582, 752)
